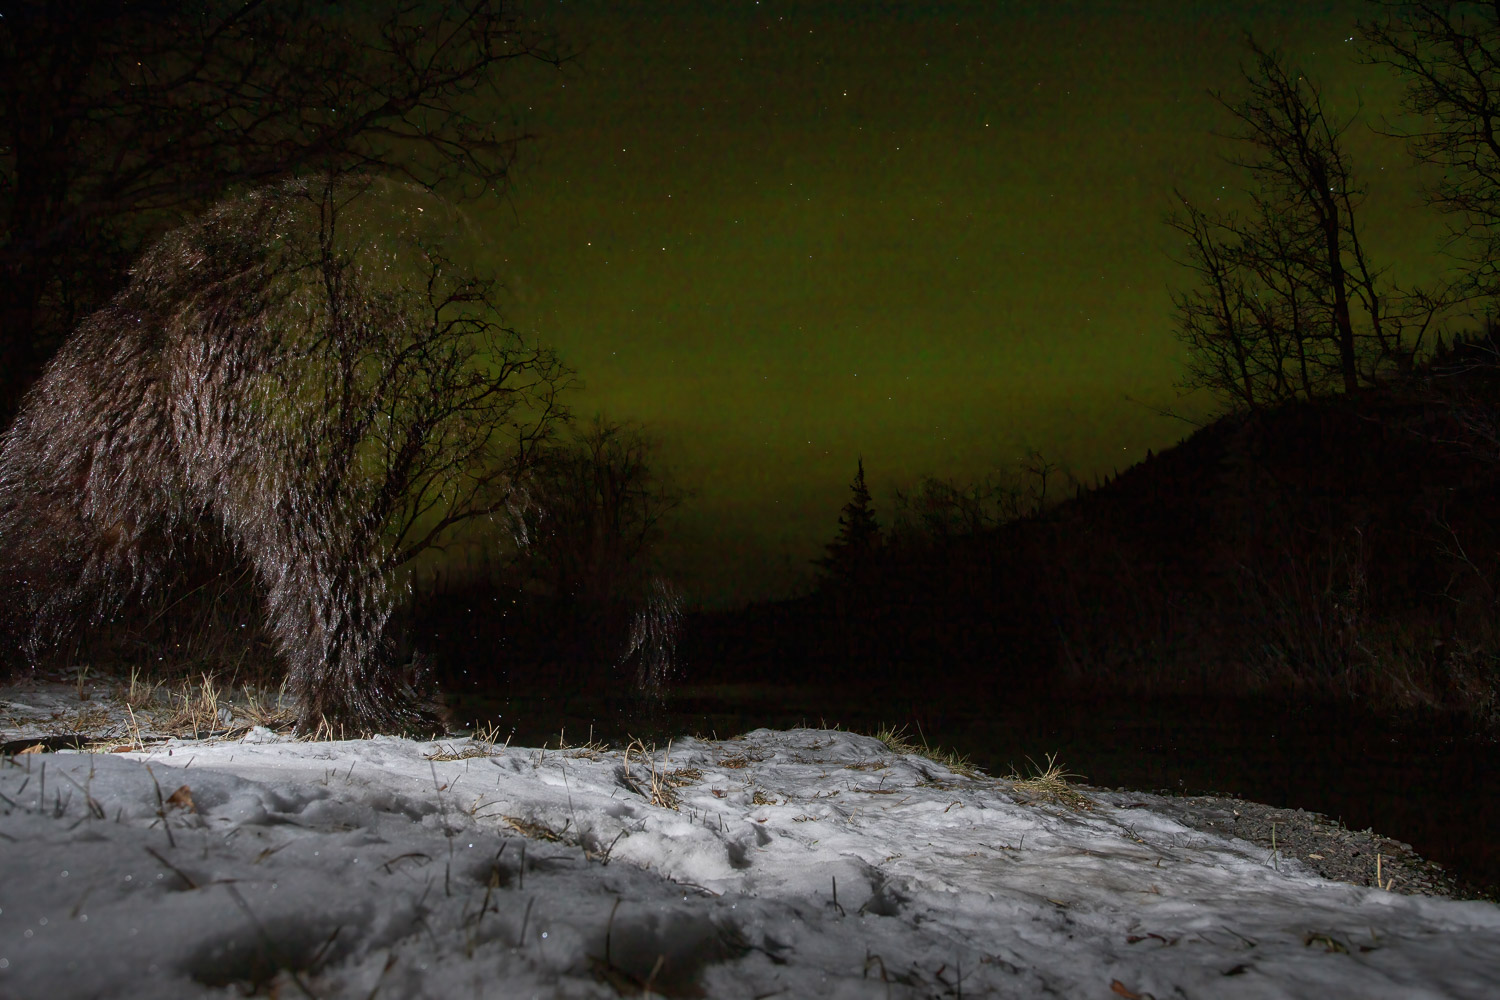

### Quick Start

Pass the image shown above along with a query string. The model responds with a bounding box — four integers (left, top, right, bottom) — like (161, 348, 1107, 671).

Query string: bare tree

(1361, 1, 1500, 292)
(0, 0, 565, 422)
(1169, 193, 1335, 410)
(520, 416, 685, 610)
(892, 476, 1002, 542)
(891, 451, 1071, 544)
(1169, 37, 1444, 410)
(307, 183, 574, 576)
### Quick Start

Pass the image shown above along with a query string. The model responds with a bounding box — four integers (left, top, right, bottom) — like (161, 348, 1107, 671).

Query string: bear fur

(0, 182, 443, 733)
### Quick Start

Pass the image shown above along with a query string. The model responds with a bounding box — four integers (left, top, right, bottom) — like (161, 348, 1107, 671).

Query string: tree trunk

(1314, 167, 1360, 395)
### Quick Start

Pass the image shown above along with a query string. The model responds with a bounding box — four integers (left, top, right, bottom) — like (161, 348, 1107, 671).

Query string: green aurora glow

(468, 1, 1449, 604)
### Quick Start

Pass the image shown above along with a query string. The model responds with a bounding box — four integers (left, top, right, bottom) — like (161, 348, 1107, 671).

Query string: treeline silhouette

(683, 337, 1500, 732)
(405, 416, 686, 705)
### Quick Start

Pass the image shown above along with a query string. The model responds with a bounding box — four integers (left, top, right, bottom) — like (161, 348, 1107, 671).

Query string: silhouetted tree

(890, 450, 1071, 543)
(1362, 2, 1500, 294)
(520, 416, 684, 613)
(818, 459, 882, 585)
(0, 0, 565, 423)
(892, 476, 1001, 542)
(504, 416, 686, 691)
(1170, 37, 1444, 411)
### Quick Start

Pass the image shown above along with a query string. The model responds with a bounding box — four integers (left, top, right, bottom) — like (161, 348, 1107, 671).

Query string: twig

(517, 896, 533, 948)
(226, 883, 318, 999)
(144, 846, 198, 889)
(145, 766, 175, 849)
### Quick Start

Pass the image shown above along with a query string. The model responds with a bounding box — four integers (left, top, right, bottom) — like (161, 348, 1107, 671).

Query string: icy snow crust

(1, 728, 1497, 998)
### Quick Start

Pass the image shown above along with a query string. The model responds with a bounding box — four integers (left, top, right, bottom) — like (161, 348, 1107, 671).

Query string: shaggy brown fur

(0, 183, 434, 733)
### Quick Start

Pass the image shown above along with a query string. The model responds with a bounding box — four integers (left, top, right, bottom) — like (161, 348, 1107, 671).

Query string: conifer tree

(818, 459, 882, 585)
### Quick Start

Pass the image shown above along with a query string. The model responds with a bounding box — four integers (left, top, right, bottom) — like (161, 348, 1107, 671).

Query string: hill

(685, 345, 1500, 731)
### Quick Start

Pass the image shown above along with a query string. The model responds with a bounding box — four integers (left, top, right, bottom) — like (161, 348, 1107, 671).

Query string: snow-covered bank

(1, 724, 1497, 999)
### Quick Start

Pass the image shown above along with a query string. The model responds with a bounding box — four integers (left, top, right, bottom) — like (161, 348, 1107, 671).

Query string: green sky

(469, 0, 1449, 605)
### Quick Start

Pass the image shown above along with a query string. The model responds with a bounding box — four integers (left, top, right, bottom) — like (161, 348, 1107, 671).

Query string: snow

(2, 719, 1498, 998)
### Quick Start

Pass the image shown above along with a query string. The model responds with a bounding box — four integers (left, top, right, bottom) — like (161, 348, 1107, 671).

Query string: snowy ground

(2, 693, 1499, 998)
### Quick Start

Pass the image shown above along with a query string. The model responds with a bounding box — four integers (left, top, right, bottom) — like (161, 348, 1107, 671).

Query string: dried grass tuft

(156, 672, 227, 739)
(1009, 753, 1093, 811)
(873, 724, 979, 777)
(622, 738, 681, 810)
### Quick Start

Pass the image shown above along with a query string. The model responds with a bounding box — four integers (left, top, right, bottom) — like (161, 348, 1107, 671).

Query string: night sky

(472, 0, 1446, 605)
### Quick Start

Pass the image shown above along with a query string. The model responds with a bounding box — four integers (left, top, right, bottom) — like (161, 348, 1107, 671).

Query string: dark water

(447, 683, 1500, 897)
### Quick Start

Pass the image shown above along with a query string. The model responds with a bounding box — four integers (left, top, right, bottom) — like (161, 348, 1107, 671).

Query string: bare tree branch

(516, 417, 686, 609)
(1168, 36, 1451, 411)
(1361, 1, 1500, 295)
(0, 0, 568, 421)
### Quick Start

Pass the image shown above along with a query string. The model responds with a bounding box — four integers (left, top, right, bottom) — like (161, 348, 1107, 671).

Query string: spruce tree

(818, 459, 881, 584)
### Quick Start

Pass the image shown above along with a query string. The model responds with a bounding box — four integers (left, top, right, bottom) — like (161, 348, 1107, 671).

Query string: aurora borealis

(474, 0, 1448, 604)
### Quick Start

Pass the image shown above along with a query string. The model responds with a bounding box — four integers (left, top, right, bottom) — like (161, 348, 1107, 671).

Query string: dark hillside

(685, 353, 1500, 731)
(1044, 384, 1500, 709)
